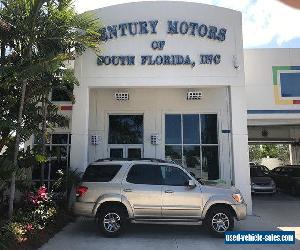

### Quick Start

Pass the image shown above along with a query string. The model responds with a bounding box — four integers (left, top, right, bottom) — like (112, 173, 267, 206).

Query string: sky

(74, 0, 300, 49)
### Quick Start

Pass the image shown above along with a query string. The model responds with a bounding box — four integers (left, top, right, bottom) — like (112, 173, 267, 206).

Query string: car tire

(204, 206, 234, 237)
(97, 206, 126, 237)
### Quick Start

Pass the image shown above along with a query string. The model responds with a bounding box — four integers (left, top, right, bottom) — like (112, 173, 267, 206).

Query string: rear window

(250, 166, 268, 177)
(82, 164, 122, 182)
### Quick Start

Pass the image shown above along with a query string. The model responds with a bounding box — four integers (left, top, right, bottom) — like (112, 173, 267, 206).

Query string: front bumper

(251, 185, 276, 194)
(72, 202, 94, 217)
(231, 202, 247, 220)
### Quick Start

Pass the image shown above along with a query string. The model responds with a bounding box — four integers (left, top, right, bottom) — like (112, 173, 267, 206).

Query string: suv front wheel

(97, 206, 126, 237)
(204, 206, 234, 237)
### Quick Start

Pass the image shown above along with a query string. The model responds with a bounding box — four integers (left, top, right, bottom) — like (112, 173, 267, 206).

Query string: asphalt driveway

(41, 193, 300, 250)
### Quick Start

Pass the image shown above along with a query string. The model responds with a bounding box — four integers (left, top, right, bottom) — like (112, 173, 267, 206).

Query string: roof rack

(95, 158, 172, 163)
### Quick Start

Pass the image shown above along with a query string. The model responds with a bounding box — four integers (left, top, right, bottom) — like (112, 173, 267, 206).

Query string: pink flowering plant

(22, 185, 57, 230)
(0, 185, 58, 246)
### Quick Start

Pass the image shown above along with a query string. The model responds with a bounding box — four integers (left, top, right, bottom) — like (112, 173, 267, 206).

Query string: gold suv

(73, 159, 247, 237)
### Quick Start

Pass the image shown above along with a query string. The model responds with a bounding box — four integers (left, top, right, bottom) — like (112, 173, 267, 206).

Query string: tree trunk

(40, 95, 48, 185)
(8, 79, 27, 218)
(0, 43, 5, 61)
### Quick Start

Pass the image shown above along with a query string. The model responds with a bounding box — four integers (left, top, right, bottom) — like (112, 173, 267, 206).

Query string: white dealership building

(28, 1, 300, 214)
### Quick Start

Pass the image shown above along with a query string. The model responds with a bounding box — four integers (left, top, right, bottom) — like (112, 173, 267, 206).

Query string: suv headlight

(232, 193, 243, 203)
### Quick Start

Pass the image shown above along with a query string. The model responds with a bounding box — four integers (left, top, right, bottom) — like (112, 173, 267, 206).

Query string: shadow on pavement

(67, 217, 213, 239)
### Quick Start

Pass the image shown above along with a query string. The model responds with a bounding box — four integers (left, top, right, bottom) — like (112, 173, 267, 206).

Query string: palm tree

(0, 0, 101, 218)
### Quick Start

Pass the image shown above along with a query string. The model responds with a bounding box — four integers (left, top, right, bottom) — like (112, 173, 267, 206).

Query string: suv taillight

(76, 186, 88, 197)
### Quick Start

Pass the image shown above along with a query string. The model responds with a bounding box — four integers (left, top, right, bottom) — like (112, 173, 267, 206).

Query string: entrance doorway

(108, 114, 143, 159)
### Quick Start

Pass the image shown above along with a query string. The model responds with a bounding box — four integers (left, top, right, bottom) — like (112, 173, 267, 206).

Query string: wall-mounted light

(187, 91, 203, 100)
(233, 55, 239, 70)
(114, 92, 129, 101)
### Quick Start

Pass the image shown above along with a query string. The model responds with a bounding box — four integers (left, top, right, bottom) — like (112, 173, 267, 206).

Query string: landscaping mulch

(6, 211, 76, 250)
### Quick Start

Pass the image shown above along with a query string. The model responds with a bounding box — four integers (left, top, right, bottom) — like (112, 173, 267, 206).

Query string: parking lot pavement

(41, 194, 300, 250)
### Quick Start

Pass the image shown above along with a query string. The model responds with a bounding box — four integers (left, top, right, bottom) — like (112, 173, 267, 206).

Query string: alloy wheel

(211, 212, 230, 232)
(103, 212, 121, 233)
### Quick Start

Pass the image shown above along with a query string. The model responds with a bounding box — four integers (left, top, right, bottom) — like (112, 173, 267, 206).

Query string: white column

(290, 128, 300, 164)
(290, 145, 300, 164)
(230, 86, 252, 214)
(70, 86, 89, 173)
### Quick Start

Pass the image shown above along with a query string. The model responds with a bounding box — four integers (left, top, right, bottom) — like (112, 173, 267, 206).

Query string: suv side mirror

(187, 179, 196, 188)
(196, 178, 204, 185)
(190, 172, 196, 177)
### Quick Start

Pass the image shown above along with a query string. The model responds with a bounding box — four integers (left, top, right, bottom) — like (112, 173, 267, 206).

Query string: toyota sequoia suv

(73, 159, 247, 237)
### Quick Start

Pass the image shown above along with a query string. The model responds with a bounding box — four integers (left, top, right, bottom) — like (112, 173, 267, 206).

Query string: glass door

(109, 145, 143, 159)
(127, 146, 142, 159)
(109, 147, 124, 158)
(108, 114, 144, 159)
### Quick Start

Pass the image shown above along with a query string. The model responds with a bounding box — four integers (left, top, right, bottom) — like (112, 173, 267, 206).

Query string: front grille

(255, 189, 273, 193)
(257, 183, 271, 186)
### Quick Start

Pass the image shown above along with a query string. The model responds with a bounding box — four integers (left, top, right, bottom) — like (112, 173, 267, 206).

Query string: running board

(131, 219, 203, 225)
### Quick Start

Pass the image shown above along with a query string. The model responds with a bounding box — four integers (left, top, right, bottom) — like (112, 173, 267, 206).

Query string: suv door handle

(165, 190, 174, 193)
(123, 188, 132, 192)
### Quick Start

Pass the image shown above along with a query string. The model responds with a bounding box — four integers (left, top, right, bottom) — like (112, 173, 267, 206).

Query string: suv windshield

(250, 166, 268, 177)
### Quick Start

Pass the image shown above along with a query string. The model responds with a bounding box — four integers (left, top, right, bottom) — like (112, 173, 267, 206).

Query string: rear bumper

(72, 202, 94, 217)
(231, 202, 247, 220)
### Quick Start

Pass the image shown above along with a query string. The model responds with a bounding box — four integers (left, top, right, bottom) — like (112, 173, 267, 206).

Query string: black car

(270, 165, 300, 196)
(250, 165, 276, 194)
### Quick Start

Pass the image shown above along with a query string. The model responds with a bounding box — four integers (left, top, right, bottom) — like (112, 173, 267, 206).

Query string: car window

(126, 164, 163, 185)
(161, 165, 191, 186)
(291, 168, 300, 177)
(82, 164, 122, 182)
(280, 168, 291, 175)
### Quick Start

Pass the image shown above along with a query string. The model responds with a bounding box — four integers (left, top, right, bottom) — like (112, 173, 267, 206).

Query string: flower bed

(0, 186, 75, 250)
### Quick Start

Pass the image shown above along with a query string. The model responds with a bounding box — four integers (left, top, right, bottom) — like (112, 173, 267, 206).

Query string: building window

(32, 133, 71, 190)
(108, 115, 143, 144)
(51, 85, 73, 102)
(165, 114, 219, 180)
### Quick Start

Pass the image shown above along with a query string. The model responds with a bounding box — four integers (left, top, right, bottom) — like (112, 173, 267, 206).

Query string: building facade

(70, 1, 251, 212)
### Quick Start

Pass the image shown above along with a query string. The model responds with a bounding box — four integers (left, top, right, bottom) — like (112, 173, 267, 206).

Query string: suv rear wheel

(205, 206, 234, 237)
(97, 206, 125, 237)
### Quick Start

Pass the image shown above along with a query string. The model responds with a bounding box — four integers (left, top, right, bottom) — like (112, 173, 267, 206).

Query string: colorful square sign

(273, 66, 300, 105)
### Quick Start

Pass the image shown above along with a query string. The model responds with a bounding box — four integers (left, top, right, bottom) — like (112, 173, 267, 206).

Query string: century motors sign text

(97, 20, 227, 68)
